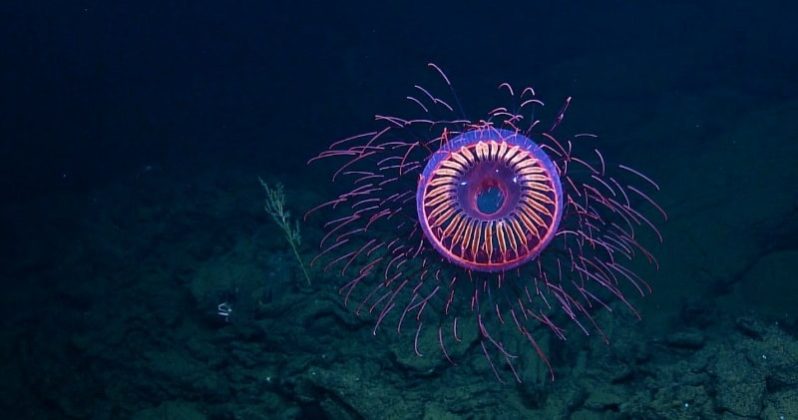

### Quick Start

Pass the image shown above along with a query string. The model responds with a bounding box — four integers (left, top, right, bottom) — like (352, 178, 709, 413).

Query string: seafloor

(2, 3, 798, 413)
(2, 84, 797, 419)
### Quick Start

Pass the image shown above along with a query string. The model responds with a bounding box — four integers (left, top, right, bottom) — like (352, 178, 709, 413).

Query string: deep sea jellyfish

(306, 64, 665, 382)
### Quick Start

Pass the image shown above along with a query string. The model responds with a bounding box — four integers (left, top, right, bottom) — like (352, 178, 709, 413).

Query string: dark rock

(665, 329, 706, 349)
(711, 348, 765, 418)
(736, 316, 766, 340)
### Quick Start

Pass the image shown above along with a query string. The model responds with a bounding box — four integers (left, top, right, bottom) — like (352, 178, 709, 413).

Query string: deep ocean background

(2, 1, 797, 418)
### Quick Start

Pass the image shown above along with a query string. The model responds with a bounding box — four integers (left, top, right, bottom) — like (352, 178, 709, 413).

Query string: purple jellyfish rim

(416, 127, 564, 272)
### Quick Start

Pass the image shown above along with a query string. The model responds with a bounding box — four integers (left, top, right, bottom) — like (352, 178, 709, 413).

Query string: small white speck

(684, 403, 689, 408)
(762, 354, 767, 360)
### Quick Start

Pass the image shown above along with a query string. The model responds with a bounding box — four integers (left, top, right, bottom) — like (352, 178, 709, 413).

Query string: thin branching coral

(259, 178, 312, 286)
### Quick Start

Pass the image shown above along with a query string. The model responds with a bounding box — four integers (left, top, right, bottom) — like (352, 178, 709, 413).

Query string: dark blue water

(2, 1, 797, 418)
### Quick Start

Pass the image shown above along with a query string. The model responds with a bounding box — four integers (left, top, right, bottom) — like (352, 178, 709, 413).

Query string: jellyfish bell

(416, 127, 564, 272)
(307, 64, 665, 382)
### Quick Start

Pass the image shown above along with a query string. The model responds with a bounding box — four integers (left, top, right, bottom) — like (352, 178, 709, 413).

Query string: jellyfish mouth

(416, 128, 564, 272)
(475, 178, 505, 216)
(461, 160, 520, 221)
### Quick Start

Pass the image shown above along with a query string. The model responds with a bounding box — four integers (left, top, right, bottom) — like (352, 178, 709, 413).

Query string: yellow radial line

(475, 141, 489, 161)
(428, 204, 455, 227)
(503, 145, 521, 162)
(516, 210, 542, 239)
(522, 198, 554, 221)
(425, 191, 454, 208)
(489, 141, 500, 160)
(520, 202, 550, 227)
(442, 213, 463, 239)
(461, 218, 475, 256)
(522, 194, 555, 219)
(430, 208, 456, 230)
(470, 220, 482, 258)
(441, 159, 465, 172)
(513, 158, 540, 171)
(458, 219, 471, 258)
(523, 189, 556, 206)
(517, 166, 545, 175)
(496, 221, 507, 259)
(520, 200, 548, 227)
(520, 174, 550, 183)
(450, 152, 469, 168)
(503, 221, 519, 256)
(497, 141, 508, 161)
(508, 150, 530, 166)
(524, 181, 553, 193)
(459, 146, 475, 163)
(435, 168, 461, 177)
(425, 183, 455, 199)
(451, 216, 469, 253)
(509, 218, 528, 246)
(429, 176, 456, 187)
(485, 220, 495, 261)
(521, 187, 555, 206)
(516, 165, 548, 178)
(427, 204, 451, 227)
